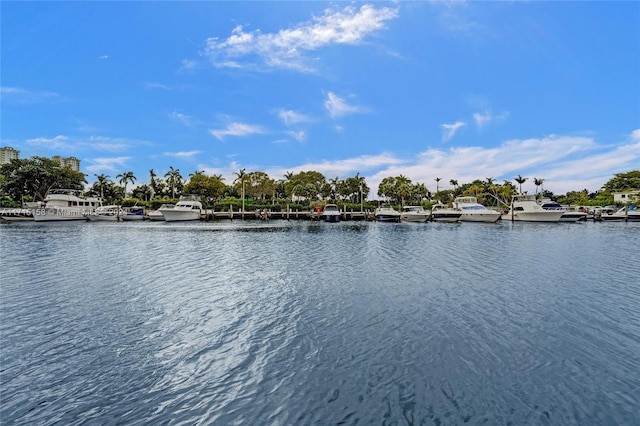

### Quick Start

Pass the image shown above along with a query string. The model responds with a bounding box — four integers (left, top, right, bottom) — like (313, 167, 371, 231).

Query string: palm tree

(149, 169, 157, 198)
(534, 177, 544, 195)
(94, 174, 110, 199)
(514, 175, 527, 194)
(165, 166, 183, 198)
(434, 177, 442, 194)
(116, 171, 136, 198)
(189, 170, 205, 178)
(449, 179, 458, 190)
(234, 168, 247, 211)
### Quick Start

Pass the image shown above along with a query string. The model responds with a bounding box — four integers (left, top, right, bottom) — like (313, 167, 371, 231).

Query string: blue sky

(2, 1, 639, 196)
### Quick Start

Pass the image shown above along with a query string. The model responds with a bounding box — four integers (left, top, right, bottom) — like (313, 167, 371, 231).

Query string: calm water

(1, 220, 639, 425)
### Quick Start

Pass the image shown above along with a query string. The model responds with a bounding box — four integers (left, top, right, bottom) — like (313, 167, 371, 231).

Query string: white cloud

(98, 54, 109, 60)
(285, 130, 306, 143)
(163, 150, 202, 159)
(170, 111, 193, 127)
(27, 135, 73, 151)
(1, 86, 60, 104)
(85, 157, 132, 174)
(473, 110, 492, 128)
(144, 82, 171, 90)
(209, 122, 265, 140)
(84, 136, 129, 152)
(324, 92, 365, 119)
(179, 59, 199, 72)
(204, 4, 398, 72)
(441, 121, 466, 142)
(278, 109, 311, 126)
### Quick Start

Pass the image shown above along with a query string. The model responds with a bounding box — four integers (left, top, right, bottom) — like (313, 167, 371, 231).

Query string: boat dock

(199, 209, 374, 221)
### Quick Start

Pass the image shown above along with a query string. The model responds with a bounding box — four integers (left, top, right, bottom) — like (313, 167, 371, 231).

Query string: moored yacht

(430, 203, 462, 223)
(147, 204, 173, 221)
(600, 205, 640, 222)
(159, 195, 203, 222)
(33, 189, 102, 222)
(120, 206, 146, 221)
(453, 197, 501, 223)
(87, 205, 123, 221)
(375, 204, 401, 222)
(502, 194, 564, 222)
(537, 198, 587, 222)
(400, 205, 430, 222)
(321, 204, 341, 222)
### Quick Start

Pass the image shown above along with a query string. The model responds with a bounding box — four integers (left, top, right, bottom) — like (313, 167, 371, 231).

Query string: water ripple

(1, 221, 639, 424)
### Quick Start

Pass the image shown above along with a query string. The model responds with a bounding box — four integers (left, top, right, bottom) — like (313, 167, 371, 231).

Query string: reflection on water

(1, 220, 639, 424)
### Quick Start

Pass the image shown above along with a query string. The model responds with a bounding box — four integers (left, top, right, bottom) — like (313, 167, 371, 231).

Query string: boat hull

(400, 213, 430, 222)
(459, 212, 501, 223)
(160, 209, 201, 222)
(0, 208, 35, 221)
(431, 214, 461, 223)
(33, 207, 90, 221)
(322, 213, 340, 223)
(502, 211, 564, 222)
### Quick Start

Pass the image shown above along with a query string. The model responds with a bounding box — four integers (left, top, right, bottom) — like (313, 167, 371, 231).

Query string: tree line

(1, 156, 638, 209)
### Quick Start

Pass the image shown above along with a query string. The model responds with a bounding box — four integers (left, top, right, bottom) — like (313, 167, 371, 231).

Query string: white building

(1, 146, 20, 164)
(613, 190, 640, 204)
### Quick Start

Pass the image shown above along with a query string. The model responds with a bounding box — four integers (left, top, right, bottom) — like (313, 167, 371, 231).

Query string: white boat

(321, 204, 341, 222)
(147, 204, 173, 221)
(120, 206, 146, 221)
(375, 204, 401, 222)
(159, 195, 202, 222)
(33, 189, 102, 222)
(430, 203, 462, 223)
(538, 198, 587, 222)
(87, 205, 123, 221)
(400, 205, 430, 222)
(0, 207, 35, 222)
(502, 194, 564, 222)
(453, 197, 501, 223)
(600, 205, 640, 222)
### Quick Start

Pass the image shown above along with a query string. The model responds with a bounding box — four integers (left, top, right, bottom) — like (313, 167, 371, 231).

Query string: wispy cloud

(98, 54, 109, 60)
(324, 92, 365, 119)
(179, 59, 199, 72)
(83, 136, 130, 152)
(204, 4, 399, 72)
(209, 122, 265, 140)
(163, 150, 202, 159)
(441, 121, 467, 142)
(284, 130, 305, 143)
(144, 82, 171, 90)
(85, 157, 132, 174)
(27, 135, 73, 151)
(170, 111, 193, 127)
(1, 87, 60, 104)
(278, 109, 312, 126)
(473, 110, 492, 128)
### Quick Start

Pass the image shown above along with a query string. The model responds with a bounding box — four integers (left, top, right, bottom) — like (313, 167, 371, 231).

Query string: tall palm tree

(234, 168, 247, 210)
(116, 171, 136, 198)
(94, 174, 110, 199)
(449, 179, 458, 190)
(149, 169, 157, 198)
(165, 166, 183, 198)
(534, 177, 545, 195)
(434, 177, 442, 194)
(514, 174, 527, 194)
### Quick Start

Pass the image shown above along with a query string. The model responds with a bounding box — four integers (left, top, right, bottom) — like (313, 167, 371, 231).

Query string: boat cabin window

(514, 206, 525, 211)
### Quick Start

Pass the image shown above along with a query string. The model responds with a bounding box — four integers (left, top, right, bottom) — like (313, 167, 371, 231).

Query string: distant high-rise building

(52, 155, 81, 171)
(1, 146, 20, 164)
